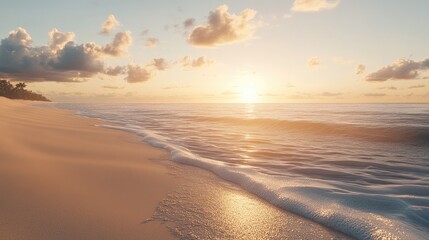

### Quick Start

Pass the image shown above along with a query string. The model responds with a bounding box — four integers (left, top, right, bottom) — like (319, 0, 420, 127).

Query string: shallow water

(150, 163, 351, 239)
(57, 103, 429, 239)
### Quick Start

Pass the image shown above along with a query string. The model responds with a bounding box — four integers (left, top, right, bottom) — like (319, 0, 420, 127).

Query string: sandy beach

(0, 97, 176, 239)
(0, 1, 428, 238)
(0, 97, 351, 239)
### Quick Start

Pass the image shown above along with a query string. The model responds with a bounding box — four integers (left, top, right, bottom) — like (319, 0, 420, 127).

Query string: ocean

(56, 103, 429, 239)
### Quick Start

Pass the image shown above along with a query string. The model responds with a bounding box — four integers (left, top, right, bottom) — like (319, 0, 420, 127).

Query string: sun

(239, 85, 258, 103)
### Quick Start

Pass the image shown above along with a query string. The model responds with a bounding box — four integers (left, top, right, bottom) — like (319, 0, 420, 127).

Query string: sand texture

(0, 98, 175, 239)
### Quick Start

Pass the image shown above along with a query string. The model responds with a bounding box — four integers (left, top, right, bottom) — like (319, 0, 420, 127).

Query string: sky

(0, 0, 428, 103)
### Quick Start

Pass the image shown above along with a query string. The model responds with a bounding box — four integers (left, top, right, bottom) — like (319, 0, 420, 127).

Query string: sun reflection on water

(244, 103, 255, 116)
(153, 165, 352, 239)
(237, 133, 258, 163)
(219, 191, 276, 238)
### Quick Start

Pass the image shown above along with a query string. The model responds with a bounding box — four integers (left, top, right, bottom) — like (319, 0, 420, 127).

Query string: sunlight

(239, 85, 258, 103)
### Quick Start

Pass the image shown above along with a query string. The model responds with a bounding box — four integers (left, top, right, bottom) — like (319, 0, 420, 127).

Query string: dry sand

(0, 97, 175, 239)
(0, 97, 352, 239)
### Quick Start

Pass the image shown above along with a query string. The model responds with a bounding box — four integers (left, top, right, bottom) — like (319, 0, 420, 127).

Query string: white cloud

(104, 66, 126, 76)
(49, 28, 75, 51)
(151, 58, 168, 71)
(144, 37, 159, 48)
(366, 58, 429, 81)
(356, 64, 366, 75)
(183, 18, 195, 29)
(101, 15, 120, 34)
(408, 84, 425, 89)
(125, 64, 153, 83)
(102, 31, 132, 56)
(308, 57, 321, 67)
(189, 5, 257, 47)
(125, 58, 168, 83)
(0, 27, 132, 82)
(292, 0, 340, 12)
(181, 56, 214, 68)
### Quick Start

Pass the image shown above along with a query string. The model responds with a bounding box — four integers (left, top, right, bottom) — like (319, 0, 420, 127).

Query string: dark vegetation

(0, 80, 50, 102)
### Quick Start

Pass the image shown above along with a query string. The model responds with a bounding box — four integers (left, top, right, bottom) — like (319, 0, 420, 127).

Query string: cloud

(364, 93, 386, 97)
(355, 64, 366, 75)
(101, 15, 120, 34)
(125, 58, 168, 83)
(151, 58, 168, 71)
(188, 5, 257, 47)
(6, 27, 32, 46)
(378, 86, 398, 90)
(104, 66, 126, 76)
(222, 91, 238, 96)
(181, 56, 214, 68)
(377, 86, 397, 91)
(125, 64, 153, 83)
(308, 57, 321, 67)
(408, 84, 425, 89)
(377, 86, 397, 90)
(292, 0, 340, 12)
(140, 29, 149, 36)
(162, 85, 190, 90)
(144, 37, 159, 48)
(102, 85, 123, 89)
(51, 42, 104, 74)
(102, 31, 132, 56)
(288, 91, 343, 99)
(0, 28, 99, 82)
(183, 18, 196, 29)
(49, 28, 75, 51)
(320, 91, 342, 97)
(288, 92, 316, 99)
(366, 58, 429, 82)
(0, 27, 132, 82)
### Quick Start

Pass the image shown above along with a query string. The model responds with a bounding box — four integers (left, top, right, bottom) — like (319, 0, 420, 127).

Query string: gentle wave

(190, 116, 429, 144)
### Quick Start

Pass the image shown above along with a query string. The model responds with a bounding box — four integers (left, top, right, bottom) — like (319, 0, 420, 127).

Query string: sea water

(57, 103, 429, 239)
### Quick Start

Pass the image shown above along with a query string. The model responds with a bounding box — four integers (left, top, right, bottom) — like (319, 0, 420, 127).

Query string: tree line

(0, 80, 50, 102)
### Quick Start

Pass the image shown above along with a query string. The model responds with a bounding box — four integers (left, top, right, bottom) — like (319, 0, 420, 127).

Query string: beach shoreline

(0, 97, 351, 239)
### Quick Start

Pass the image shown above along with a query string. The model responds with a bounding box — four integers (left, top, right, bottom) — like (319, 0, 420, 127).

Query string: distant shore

(0, 97, 350, 239)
